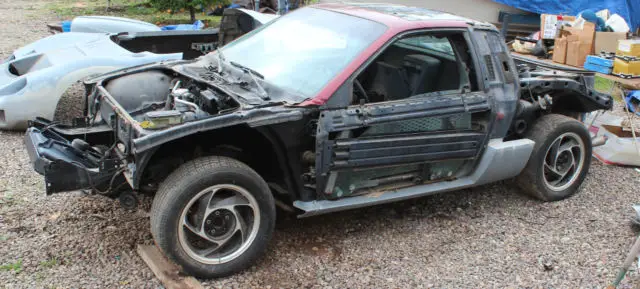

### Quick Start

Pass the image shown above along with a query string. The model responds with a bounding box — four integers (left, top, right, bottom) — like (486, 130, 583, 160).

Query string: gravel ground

(2, 1, 640, 288)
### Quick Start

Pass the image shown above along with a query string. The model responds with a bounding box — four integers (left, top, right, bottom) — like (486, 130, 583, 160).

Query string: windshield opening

(220, 8, 387, 99)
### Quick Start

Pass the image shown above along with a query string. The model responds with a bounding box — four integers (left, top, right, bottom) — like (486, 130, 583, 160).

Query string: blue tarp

(627, 91, 640, 116)
(493, 0, 639, 31)
(161, 20, 204, 31)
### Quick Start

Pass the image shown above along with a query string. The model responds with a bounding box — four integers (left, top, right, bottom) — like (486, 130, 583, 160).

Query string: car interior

(323, 32, 486, 198)
(353, 31, 479, 104)
(343, 31, 487, 139)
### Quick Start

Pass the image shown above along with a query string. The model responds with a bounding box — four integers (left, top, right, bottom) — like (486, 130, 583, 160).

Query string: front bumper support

(24, 127, 118, 194)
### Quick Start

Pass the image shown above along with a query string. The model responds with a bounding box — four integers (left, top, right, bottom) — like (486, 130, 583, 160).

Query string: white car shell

(0, 32, 181, 130)
(0, 9, 278, 130)
(70, 16, 162, 33)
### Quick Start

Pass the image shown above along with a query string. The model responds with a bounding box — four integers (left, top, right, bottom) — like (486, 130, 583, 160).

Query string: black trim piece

(335, 131, 483, 149)
(484, 55, 496, 81)
(338, 141, 479, 160)
(331, 131, 483, 169)
(332, 150, 476, 169)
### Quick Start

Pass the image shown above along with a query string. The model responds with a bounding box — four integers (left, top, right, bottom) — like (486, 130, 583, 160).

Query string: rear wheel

(516, 114, 592, 201)
(151, 156, 275, 278)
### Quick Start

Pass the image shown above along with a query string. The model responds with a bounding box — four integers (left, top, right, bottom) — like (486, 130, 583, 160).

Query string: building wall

(321, 0, 525, 23)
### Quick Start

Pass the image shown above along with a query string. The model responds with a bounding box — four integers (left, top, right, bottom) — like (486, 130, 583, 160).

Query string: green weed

(0, 259, 23, 273)
(40, 257, 59, 268)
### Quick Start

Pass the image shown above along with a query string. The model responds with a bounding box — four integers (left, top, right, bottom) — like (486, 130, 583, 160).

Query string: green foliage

(45, 0, 222, 27)
(0, 259, 23, 273)
(594, 75, 614, 93)
(150, 0, 227, 21)
(40, 257, 59, 268)
(0, 192, 17, 206)
(150, 0, 224, 15)
(594, 75, 623, 103)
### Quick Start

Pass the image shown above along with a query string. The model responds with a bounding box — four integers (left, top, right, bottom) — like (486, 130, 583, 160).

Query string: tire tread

(515, 114, 591, 201)
(150, 156, 274, 278)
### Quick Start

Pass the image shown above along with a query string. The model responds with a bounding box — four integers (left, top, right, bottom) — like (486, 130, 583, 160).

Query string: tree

(150, 0, 224, 22)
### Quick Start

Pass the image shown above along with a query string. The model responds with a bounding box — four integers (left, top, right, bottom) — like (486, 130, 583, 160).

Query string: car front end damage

(25, 122, 123, 195)
(2, 8, 279, 131)
(24, 54, 307, 197)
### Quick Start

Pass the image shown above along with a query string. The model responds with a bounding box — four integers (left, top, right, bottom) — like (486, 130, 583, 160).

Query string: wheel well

(54, 81, 86, 125)
(137, 125, 291, 199)
(550, 91, 610, 114)
(510, 94, 589, 139)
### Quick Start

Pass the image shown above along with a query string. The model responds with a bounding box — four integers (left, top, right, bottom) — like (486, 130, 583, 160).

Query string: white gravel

(1, 1, 640, 288)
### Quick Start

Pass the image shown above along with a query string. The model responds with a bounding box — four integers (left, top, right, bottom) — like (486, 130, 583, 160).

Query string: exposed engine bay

(91, 70, 241, 130)
(508, 63, 612, 138)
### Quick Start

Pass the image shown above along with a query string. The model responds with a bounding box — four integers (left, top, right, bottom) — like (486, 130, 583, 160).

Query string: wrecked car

(49, 8, 277, 34)
(0, 9, 275, 130)
(25, 4, 612, 278)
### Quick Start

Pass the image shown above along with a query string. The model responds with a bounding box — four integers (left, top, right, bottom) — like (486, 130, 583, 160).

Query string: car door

(314, 29, 495, 199)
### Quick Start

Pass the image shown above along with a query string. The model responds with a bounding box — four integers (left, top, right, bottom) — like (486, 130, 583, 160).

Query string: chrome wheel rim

(178, 184, 260, 265)
(542, 132, 586, 192)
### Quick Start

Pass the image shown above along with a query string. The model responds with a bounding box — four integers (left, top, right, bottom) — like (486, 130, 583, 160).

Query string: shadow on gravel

(268, 181, 535, 255)
(277, 181, 529, 231)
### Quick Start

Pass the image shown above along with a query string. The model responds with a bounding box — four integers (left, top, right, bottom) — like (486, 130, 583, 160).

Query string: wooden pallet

(137, 245, 203, 289)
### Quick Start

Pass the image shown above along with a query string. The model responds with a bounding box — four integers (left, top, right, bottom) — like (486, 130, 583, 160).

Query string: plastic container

(605, 14, 630, 33)
(592, 124, 640, 167)
(585, 112, 640, 167)
(626, 90, 640, 114)
(586, 55, 614, 67)
(584, 62, 613, 74)
(160, 20, 204, 31)
(61, 21, 72, 32)
(613, 58, 640, 76)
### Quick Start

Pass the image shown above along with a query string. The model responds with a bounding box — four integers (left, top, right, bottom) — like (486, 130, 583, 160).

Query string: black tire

(150, 156, 275, 278)
(515, 114, 592, 201)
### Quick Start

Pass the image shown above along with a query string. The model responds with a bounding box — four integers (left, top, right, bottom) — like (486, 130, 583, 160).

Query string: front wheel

(150, 156, 275, 278)
(516, 114, 592, 201)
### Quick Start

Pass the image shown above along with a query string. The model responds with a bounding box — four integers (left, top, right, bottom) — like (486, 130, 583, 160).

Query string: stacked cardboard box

(552, 22, 596, 67)
(594, 10, 628, 54)
(547, 10, 631, 71)
(541, 14, 576, 40)
(595, 32, 627, 54)
(613, 40, 640, 77)
(617, 40, 640, 57)
(552, 35, 569, 63)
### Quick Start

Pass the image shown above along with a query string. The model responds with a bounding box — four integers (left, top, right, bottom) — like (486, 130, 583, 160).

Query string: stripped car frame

(25, 3, 611, 278)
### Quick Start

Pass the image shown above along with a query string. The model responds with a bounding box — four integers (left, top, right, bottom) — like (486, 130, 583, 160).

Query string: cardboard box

(563, 22, 596, 44)
(563, 22, 596, 67)
(594, 32, 627, 54)
(552, 36, 568, 63)
(566, 41, 593, 67)
(541, 14, 576, 39)
(617, 40, 640, 57)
